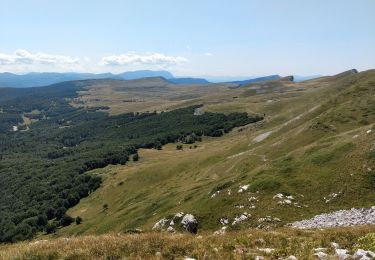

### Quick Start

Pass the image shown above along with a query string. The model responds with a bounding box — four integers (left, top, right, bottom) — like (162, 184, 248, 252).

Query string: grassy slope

(47, 70, 375, 237)
(2, 226, 375, 259)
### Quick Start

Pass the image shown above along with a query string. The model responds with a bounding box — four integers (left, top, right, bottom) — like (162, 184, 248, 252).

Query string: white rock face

(181, 214, 198, 234)
(213, 226, 227, 235)
(273, 193, 284, 199)
(152, 218, 169, 230)
(238, 184, 250, 193)
(219, 218, 228, 225)
(353, 249, 375, 259)
(258, 248, 274, 254)
(290, 206, 375, 228)
(287, 256, 298, 260)
(335, 249, 350, 259)
(232, 212, 250, 225)
(314, 251, 328, 260)
(166, 226, 175, 233)
(174, 212, 184, 218)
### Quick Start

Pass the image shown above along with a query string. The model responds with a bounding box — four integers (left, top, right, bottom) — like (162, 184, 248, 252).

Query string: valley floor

(1, 226, 375, 259)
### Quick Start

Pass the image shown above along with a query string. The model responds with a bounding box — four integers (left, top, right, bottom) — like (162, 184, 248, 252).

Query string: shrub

(75, 216, 82, 225)
(45, 222, 57, 234)
(60, 215, 74, 227)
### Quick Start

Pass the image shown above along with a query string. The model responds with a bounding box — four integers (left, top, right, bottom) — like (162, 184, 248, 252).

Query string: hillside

(1, 70, 375, 259)
(45, 69, 375, 238)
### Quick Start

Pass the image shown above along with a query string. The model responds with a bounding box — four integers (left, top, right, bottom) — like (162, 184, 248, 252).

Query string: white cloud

(0, 49, 79, 65)
(101, 52, 188, 67)
(203, 52, 213, 56)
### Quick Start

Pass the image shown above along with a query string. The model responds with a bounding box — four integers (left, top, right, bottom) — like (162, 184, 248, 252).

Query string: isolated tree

(75, 216, 82, 225)
(60, 214, 74, 226)
(45, 222, 57, 234)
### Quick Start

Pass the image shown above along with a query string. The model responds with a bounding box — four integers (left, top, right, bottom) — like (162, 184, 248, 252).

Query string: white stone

(353, 249, 375, 259)
(313, 248, 327, 253)
(152, 218, 169, 230)
(238, 184, 250, 193)
(258, 248, 274, 254)
(220, 218, 229, 225)
(314, 251, 327, 260)
(213, 226, 227, 235)
(174, 212, 184, 218)
(211, 190, 220, 198)
(232, 212, 249, 225)
(166, 226, 175, 233)
(273, 193, 284, 199)
(335, 248, 350, 259)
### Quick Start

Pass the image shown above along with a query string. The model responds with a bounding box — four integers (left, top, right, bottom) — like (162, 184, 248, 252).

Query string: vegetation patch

(249, 178, 281, 192)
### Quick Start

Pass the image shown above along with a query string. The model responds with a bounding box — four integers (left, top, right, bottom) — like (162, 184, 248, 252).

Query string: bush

(75, 216, 82, 225)
(45, 222, 57, 234)
(60, 215, 74, 227)
(133, 153, 139, 162)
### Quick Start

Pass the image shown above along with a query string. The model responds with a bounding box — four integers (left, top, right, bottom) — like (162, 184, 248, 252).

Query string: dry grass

(1, 226, 374, 259)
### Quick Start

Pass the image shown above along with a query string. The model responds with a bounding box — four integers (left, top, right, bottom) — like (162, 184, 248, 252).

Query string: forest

(0, 81, 263, 242)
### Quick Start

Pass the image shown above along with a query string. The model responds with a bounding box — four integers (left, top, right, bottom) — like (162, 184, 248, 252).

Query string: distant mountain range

(0, 70, 322, 88)
(167, 77, 210, 84)
(0, 71, 175, 88)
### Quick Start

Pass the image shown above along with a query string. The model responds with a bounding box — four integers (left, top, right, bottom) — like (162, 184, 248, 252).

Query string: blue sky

(0, 0, 374, 76)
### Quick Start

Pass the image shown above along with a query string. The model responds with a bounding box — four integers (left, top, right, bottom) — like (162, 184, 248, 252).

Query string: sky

(0, 0, 374, 77)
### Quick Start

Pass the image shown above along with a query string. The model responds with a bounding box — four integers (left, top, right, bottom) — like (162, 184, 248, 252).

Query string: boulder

(181, 214, 198, 234)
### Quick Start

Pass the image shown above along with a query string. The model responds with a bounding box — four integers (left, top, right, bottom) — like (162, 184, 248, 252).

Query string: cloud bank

(0, 50, 188, 73)
(101, 52, 188, 67)
(0, 49, 79, 65)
